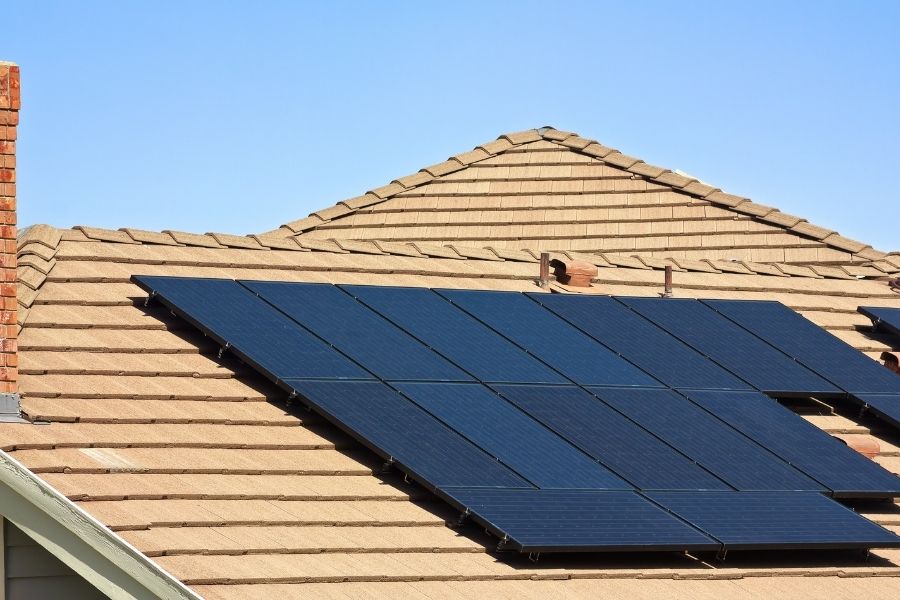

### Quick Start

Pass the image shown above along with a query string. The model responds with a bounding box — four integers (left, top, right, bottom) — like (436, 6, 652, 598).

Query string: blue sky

(6, 1, 899, 250)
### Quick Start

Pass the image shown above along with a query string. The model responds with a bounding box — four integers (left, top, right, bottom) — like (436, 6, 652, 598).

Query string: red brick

(0, 141, 14, 154)
(0, 297, 16, 310)
(0, 198, 14, 212)
(0, 311, 15, 325)
(9, 66, 19, 110)
(0, 283, 15, 297)
(1, 339, 16, 353)
(0, 381, 16, 393)
(0, 269, 15, 282)
(0, 211, 15, 226)
(0, 225, 14, 239)
(0, 367, 17, 382)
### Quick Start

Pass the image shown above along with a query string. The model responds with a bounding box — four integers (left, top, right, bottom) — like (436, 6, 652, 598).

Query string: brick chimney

(0, 61, 19, 398)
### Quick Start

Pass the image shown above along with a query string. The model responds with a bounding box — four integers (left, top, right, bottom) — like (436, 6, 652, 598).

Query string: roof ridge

(32, 224, 899, 282)
(270, 127, 886, 262)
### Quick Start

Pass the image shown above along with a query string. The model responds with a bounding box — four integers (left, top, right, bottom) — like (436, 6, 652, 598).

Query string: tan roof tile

(163, 230, 225, 248)
(120, 228, 181, 245)
(74, 226, 140, 244)
(207, 233, 263, 250)
(18, 224, 62, 250)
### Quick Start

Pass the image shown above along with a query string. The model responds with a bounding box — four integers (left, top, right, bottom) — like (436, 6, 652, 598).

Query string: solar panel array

(132, 276, 900, 554)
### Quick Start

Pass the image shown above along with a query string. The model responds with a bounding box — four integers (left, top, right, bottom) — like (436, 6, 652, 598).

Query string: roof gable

(271, 128, 885, 265)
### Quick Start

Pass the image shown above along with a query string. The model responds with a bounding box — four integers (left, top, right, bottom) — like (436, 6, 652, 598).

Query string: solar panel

(436, 289, 660, 387)
(619, 297, 841, 397)
(682, 390, 900, 498)
(588, 387, 825, 492)
(854, 394, 900, 430)
(706, 299, 900, 395)
(394, 383, 630, 489)
(132, 276, 372, 381)
(133, 277, 900, 554)
(859, 306, 900, 337)
(491, 384, 731, 491)
(647, 491, 900, 551)
(531, 294, 751, 390)
(283, 380, 530, 489)
(441, 488, 719, 552)
(340, 285, 566, 384)
(242, 281, 472, 382)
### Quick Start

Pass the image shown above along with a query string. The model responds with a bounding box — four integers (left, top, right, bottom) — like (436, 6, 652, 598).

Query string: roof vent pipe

(538, 253, 550, 288)
(662, 265, 673, 298)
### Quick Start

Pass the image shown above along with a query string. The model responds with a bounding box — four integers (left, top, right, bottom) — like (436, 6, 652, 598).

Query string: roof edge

(0, 450, 202, 600)
(272, 127, 886, 262)
(24, 223, 900, 281)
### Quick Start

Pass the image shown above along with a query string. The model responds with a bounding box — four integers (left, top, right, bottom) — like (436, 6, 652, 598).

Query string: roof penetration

(132, 276, 900, 555)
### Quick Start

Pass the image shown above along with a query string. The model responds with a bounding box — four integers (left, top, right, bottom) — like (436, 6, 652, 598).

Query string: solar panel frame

(618, 297, 842, 397)
(681, 389, 900, 499)
(854, 394, 900, 430)
(490, 384, 732, 491)
(339, 285, 567, 384)
(440, 487, 721, 553)
(859, 306, 900, 337)
(530, 293, 752, 391)
(705, 299, 900, 396)
(436, 289, 661, 388)
(646, 491, 900, 551)
(587, 386, 826, 492)
(241, 281, 473, 383)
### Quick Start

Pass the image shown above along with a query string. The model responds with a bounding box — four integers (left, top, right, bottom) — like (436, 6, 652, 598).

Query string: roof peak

(269, 127, 886, 263)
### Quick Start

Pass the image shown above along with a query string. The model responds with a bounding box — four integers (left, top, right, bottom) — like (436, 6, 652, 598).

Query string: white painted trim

(0, 515, 6, 600)
(0, 451, 201, 600)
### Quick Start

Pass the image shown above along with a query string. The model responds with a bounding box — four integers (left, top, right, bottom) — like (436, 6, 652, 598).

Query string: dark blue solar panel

(436, 289, 659, 387)
(395, 383, 629, 489)
(855, 394, 900, 430)
(589, 387, 824, 492)
(441, 488, 719, 552)
(532, 294, 751, 390)
(859, 306, 900, 337)
(241, 281, 472, 382)
(619, 297, 840, 396)
(491, 384, 730, 491)
(682, 390, 900, 498)
(283, 380, 530, 489)
(340, 285, 565, 384)
(131, 276, 371, 381)
(706, 300, 900, 395)
(647, 491, 900, 550)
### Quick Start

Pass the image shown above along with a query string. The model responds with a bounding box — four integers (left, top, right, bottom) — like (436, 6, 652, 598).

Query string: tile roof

(269, 127, 887, 264)
(6, 222, 900, 597)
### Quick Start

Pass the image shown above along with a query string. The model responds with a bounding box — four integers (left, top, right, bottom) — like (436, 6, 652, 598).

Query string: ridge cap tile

(74, 226, 140, 244)
(333, 239, 385, 255)
(249, 234, 306, 251)
(119, 228, 182, 246)
(207, 233, 264, 250)
(17, 224, 62, 251)
(409, 242, 464, 259)
(501, 129, 543, 144)
(372, 240, 426, 258)
(297, 239, 349, 253)
(281, 216, 326, 234)
(162, 230, 226, 248)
